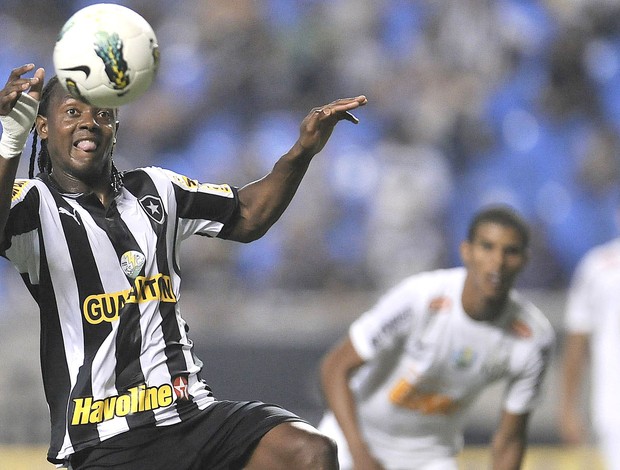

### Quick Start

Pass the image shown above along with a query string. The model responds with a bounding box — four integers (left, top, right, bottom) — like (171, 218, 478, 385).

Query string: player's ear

(459, 240, 471, 266)
(35, 115, 48, 140)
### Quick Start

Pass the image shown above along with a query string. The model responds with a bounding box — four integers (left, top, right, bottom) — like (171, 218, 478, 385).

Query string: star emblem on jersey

(139, 195, 164, 224)
(173, 375, 190, 400)
(120, 250, 146, 279)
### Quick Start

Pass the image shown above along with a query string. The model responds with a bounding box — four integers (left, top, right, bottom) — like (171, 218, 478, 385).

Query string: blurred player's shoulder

(580, 238, 620, 273)
(400, 266, 466, 290)
(388, 267, 465, 313)
(507, 292, 555, 346)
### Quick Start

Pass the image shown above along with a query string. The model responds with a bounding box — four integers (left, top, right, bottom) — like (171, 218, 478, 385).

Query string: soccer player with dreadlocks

(0, 64, 367, 469)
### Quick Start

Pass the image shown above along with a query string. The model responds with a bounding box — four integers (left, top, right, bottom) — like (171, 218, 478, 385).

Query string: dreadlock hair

(29, 76, 124, 193)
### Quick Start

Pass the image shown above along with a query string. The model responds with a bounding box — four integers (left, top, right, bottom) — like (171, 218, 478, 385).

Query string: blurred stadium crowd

(1, 0, 620, 297)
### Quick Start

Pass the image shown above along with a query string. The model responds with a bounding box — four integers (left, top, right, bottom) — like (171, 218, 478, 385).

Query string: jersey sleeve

(1, 180, 41, 280)
(564, 251, 598, 334)
(349, 278, 417, 361)
(160, 168, 240, 240)
(503, 325, 555, 414)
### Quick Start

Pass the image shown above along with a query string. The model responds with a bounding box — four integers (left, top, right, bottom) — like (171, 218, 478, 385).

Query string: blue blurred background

(0, 0, 619, 449)
(2, 0, 619, 295)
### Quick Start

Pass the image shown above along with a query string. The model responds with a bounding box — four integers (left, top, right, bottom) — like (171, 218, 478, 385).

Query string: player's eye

(504, 246, 523, 256)
(477, 240, 493, 251)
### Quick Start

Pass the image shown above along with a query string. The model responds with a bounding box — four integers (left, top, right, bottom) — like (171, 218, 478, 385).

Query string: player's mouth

(487, 272, 504, 291)
(73, 138, 99, 152)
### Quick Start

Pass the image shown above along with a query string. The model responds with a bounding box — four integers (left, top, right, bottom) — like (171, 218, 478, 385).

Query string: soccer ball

(53, 3, 159, 108)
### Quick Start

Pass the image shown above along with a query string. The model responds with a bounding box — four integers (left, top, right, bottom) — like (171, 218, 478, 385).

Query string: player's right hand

(0, 64, 44, 116)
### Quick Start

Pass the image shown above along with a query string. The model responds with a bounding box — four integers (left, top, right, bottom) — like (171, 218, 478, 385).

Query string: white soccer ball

(53, 3, 159, 108)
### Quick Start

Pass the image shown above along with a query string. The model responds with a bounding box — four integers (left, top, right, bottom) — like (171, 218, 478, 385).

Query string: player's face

(460, 221, 527, 308)
(36, 84, 118, 185)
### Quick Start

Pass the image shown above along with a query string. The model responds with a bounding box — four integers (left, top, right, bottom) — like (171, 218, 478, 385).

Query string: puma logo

(59, 207, 81, 225)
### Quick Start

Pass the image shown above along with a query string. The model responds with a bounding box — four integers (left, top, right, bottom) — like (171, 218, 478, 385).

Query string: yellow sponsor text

(173, 175, 232, 196)
(71, 383, 174, 425)
(83, 274, 176, 324)
(198, 182, 232, 195)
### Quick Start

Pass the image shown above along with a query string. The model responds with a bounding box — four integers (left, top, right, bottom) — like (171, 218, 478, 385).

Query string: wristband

(0, 93, 39, 160)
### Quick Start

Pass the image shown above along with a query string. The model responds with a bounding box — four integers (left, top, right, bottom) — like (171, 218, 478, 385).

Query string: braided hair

(28, 76, 124, 193)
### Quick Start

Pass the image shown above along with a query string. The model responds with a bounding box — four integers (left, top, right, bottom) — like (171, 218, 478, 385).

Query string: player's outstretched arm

(320, 336, 386, 470)
(491, 411, 529, 470)
(0, 64, 44, 241)
(224, 95, 367, 243)
(558, 332, 589, 445)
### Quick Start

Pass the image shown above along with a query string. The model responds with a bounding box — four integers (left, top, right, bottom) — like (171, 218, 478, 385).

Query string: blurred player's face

(460, 222, 527, 319)
(35, 83, 117, 187)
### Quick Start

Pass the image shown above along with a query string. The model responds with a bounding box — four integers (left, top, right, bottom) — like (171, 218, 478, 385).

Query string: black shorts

(69, 400, 306, 470)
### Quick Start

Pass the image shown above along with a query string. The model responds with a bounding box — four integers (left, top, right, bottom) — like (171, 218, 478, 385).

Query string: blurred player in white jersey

(559, 236, 620, 470)
(318, 205, 555, 470)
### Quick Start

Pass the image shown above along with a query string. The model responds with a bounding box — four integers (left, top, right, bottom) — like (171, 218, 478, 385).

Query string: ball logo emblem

(94, 31, 130, 93)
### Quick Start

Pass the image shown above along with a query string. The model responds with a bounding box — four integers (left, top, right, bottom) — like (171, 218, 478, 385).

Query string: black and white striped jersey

(1, 167, 239, 464)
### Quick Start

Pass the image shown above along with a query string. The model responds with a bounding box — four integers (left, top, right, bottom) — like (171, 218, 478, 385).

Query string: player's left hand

(296, 95, 367, 156)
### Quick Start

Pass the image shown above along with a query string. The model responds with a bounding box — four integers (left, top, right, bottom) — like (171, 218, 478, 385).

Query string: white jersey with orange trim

(318, 267, 555, 470)
(564, 238, 620, 468)
(1, 167, 239, 465)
